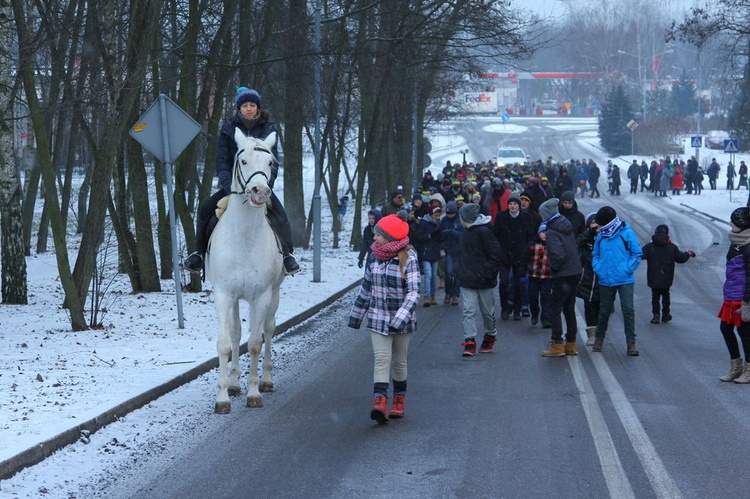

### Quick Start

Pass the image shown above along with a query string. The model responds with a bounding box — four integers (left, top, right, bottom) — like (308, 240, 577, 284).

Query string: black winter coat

(545, 215, 583, 278)
(493, 210, 535, 266)
(216, 111, 278, 193)
(641, 233, 691, 288)
(415, 216, 442, 262)
(559, 202, 586, 237)
(576, 227, 599, 302)
(456, 222, 502, 289)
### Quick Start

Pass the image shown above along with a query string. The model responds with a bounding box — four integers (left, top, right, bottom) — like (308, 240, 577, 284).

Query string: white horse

(205, 129, 285, 413)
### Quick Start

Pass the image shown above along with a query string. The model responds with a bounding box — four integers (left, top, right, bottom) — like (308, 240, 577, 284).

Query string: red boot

(370, 395, 389, 424)
(390, 394, 405, 418)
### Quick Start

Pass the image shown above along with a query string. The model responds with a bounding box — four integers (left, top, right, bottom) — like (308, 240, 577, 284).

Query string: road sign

(130, 95, 201, 163)
(501, 112, 510, 123)
(626, 120, 637, 130)
(724, 139, 740, 153)
(564, 101, 572, 110)
(691, 135, 703, 148)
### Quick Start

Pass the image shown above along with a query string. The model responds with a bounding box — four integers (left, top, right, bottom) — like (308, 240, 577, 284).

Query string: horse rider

(183, 87, 300, 276)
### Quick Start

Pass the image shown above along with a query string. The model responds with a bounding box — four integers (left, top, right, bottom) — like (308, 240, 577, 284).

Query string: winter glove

(742, 302, 750, 323)
(687, 250, 696, 257)
(519, 276, 529, 284)
(358, 259, 364, 268)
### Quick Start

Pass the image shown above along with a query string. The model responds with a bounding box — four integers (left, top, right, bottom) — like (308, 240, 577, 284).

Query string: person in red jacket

(487, 178, 510, 223)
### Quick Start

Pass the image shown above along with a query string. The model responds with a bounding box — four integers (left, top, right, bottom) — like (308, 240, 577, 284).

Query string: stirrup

(182, 251, 204, 274)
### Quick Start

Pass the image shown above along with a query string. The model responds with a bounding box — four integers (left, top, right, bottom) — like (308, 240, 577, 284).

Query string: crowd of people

(348, 155, 750, 424)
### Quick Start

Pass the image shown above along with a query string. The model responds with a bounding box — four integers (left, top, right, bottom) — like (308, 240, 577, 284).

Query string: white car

(496, 147, 528, 168)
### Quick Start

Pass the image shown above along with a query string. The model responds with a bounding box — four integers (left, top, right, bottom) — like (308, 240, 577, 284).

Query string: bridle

(230, 143, 277, 196)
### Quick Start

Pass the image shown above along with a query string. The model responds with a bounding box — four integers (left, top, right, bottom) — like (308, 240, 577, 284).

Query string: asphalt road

(78, 118, 750, 498)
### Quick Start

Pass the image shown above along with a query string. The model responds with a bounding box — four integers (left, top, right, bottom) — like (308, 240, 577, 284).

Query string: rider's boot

(183, 216, 209, 273)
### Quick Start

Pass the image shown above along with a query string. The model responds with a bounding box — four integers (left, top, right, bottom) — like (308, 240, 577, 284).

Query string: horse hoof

(246, 396, 263, 408)
(214, 401, 231, 414)
(228, 386, 241, 396)
(259, 382, 274, 393)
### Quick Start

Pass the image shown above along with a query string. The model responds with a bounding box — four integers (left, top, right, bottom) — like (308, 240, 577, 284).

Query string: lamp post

(461, 148, 469, 165)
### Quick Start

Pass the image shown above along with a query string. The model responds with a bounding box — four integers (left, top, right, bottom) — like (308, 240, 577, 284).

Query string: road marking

(588, 353, 683, 499)
(568, 356, 636, 498)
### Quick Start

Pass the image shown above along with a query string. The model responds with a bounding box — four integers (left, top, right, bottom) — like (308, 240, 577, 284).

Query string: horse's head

(232, 129, 277, 207)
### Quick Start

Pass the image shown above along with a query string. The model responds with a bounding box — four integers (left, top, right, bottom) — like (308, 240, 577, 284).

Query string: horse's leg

(259, 287, 281, 393)
(214, 293, 236, 414)
(246, 293, 272, 407)
(227, 300, 242, 396)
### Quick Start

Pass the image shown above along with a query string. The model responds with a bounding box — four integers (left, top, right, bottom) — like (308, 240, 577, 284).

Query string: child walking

(455, 203, 502, 356)
(641, 224, 695, 324)
(717, 208, 750, 383)
(349, 211, 421, 423)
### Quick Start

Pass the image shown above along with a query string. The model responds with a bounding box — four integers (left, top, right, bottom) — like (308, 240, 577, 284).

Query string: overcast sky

(512, 0, 698, 18)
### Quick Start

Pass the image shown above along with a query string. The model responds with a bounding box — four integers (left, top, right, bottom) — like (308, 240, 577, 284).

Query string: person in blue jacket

(183, 87, 299, 275)
(440, 201, 465, 305)
(591, 206, 643, 356)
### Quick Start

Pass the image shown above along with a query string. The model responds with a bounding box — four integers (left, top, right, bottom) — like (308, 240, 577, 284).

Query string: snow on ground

(1, 116, 748, 497)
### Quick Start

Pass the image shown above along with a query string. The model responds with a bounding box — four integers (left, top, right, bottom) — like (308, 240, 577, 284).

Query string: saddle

(205, 196, 284, 258)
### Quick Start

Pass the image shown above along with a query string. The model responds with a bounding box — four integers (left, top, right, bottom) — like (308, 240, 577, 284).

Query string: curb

(0, 280, 361, 481)
(679, 202, 731, 226)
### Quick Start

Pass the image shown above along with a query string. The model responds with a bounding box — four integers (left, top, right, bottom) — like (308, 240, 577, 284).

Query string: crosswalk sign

(724, 139, 739, 153)
(691, 136, 702, 148)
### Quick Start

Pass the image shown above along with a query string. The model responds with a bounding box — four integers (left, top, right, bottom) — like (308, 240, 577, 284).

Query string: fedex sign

(462, 92, 498, 113)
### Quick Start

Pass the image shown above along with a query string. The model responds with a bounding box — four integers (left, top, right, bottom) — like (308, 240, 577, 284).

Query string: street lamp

(461, 148, 469, 165)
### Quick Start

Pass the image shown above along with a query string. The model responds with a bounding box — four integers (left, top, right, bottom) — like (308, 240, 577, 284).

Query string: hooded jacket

(641, 229, 691, 288)
(592, 221, 643, 286)
(456, 215, 502, 289)
(358, 209, 382, 264)
(545, 215, 583, 278)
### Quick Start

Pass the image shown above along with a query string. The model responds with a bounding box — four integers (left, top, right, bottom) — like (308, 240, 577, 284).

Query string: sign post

(626, 120, 638, 155)
(130, 94, 202, 329)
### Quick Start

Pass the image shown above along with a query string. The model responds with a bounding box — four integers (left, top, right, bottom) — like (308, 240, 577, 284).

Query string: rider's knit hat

(235, 87, 262, 110)
(374, 211, 410, 242)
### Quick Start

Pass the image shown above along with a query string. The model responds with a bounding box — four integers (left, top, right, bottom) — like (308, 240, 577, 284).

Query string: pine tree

(669, 72, 697, 117)
(599, 85, 633, 156)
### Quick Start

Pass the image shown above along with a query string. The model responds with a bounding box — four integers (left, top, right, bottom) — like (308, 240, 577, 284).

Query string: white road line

(588, 352, 683, 499)
(568, 355, 636, 499)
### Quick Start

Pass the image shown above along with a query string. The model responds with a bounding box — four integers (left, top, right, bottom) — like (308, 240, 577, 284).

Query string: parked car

(705, 130, 731, 149)
(496, 147, 528, 168)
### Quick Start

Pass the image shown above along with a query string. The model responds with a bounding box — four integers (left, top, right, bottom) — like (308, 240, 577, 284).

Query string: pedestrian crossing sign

(724, 139, 739, 153)
(691, 136, 702, 148)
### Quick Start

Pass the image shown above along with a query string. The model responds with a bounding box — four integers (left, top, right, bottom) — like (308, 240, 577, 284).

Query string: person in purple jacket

(717, 207, 750, 384)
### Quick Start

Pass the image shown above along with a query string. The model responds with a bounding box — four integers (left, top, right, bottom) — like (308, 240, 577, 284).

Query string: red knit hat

(374, 212, 409, 242)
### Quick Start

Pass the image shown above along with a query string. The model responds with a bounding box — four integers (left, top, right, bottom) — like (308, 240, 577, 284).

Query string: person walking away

(684, 157, 697, 194)
(739, 161, 748, 190)
(440, 201, 465, 305)
(588, 160, 601, 198)
(659, 162, 672, 197)
(707, 158, 720, 190)
(694, 167, 704, 195)
(627, 160, 639, 194)
(639, 161, 649, 192)
(577, 212, 601, 346)
(348, 211, 419, 423)
(717, 207, 750, 383)
(358, 209, 382, 268)
(494, 194, 536, 320)
(727, 161, 737, 190)
(539, 199, 584, 356)
(641, 224, 695, 324)
(592, 206, 643, 355)
(183, 87, 300, 275)
(528, 227, 553, 328)
(415, 206, 443, 306)
(456, 203, 502, 356)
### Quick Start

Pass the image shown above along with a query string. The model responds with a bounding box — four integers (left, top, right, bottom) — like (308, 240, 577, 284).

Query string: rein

(230, 144, 275, 196)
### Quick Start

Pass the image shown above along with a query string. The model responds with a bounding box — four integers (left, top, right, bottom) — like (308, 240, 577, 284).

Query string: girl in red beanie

(348, 211, 420, 423)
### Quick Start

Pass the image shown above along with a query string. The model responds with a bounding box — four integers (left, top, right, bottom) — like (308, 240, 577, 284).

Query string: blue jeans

(444, 254, 460, 297)
(597, 283, 636, 342)
(421, 260, 439, 298)
(550, 275, 579, 343)
(499, 263, 525, 314)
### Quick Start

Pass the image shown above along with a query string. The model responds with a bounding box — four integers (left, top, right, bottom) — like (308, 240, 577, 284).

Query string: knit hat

(731, 207, 750, 231)
(507, 194, 521, 206)
(374, 211, 410, 241)
(538, 198, 559, 221)
(560, 190, 575, 202)
(459, 203, 480, 224)
(235, 87, 262, 110)
(520, 191, 533, 204)
(445, 200, 458, 214)
(492, 177, 503, 186)
(655, 224, 669, 235)
(585, 211, 597, 227)
(391, 189, 405, 200)
(595, 206, 617, 226)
